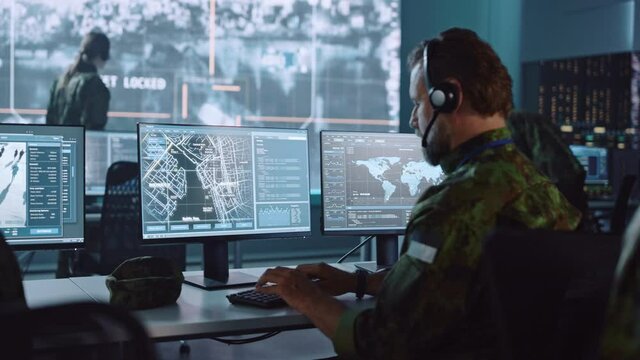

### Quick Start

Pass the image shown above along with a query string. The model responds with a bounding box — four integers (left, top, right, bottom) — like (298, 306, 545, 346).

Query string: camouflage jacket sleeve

(79, 75, 110, 130)
(332, 128, 581, 359)
(46, 79, 60, 125)
(600, 209, 640, 359)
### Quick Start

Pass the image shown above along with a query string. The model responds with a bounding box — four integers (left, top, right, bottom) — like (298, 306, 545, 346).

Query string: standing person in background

(46, 31, 110, 130)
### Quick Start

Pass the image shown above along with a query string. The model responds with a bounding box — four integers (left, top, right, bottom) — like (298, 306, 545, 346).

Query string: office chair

(69, 161, 186, 276)
(483, 228, 621, 360)
(0, 301, 156, 360)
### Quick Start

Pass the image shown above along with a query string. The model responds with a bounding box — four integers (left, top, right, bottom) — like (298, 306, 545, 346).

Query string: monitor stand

(355, 235, 399, 273)
(184, 241, 257, 290)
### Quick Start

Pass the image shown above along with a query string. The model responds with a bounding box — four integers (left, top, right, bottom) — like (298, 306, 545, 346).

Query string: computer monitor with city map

(138, 123, 311, 289)
(0, 124, 84, 249)
(85, 131, 138, 196)
(320, 131, 443, 269)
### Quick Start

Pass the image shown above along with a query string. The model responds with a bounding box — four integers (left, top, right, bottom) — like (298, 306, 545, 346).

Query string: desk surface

(24, 265, 374, 341)
(24, 278, 93, 308)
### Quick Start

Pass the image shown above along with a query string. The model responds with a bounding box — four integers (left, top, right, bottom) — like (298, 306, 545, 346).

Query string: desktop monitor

(569, 145, 609, 186)
(85, 131, 138, 196)
(138, 123, 311, 289)
(0, 124, 84, 249)
(320, 131, 443, 268)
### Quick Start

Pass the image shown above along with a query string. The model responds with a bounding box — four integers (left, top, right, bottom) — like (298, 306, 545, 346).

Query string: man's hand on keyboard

(256, 266, 326, 313)
(296, 263, 356, 296)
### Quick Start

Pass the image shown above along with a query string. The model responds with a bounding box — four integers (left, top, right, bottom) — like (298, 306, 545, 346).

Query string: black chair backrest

(610, 174, 636, 235)
(0, 301, 156, 360)
(101, 161, 141, 252)
(483, 228, 621, 360)
(98, 161, 185, 274)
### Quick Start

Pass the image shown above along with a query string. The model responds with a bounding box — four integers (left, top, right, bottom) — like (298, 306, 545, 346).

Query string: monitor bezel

(136, 122, 312, 245)
(85, 130, 138, 196)
(320, 129, 427, 237)
(0, 123, 86, 250)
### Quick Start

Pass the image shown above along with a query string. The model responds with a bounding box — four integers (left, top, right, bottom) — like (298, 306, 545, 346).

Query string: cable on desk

(210, 331, 281, 345)
(337, 235, 374, 263)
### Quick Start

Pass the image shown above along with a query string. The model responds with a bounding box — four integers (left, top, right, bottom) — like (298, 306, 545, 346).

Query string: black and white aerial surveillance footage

(0, 0, 400, 188)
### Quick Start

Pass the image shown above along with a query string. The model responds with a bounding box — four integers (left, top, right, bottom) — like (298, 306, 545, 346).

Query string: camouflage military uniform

(600, 208, 640, 359)
(332, 127, 581, 359)
(46, 66, 109, 130)
(506, 111, 588, 223)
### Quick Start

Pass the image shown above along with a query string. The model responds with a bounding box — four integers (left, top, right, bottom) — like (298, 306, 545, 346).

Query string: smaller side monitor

(570, 145, 609, 185)
(0, 124, 84, 248)
(321, 131, 444, 235)
(85, 131, 138, 195)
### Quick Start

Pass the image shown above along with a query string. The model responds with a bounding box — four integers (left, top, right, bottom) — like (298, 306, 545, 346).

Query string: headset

(420, 39, 459, 148)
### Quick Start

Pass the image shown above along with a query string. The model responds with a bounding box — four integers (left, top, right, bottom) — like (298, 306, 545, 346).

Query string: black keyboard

(227, 289, 287, 309)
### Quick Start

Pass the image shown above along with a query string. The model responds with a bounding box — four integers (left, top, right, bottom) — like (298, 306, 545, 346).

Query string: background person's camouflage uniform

(46, 64, 109, 130)
(600, 208, 640, 359)
(507, 111, 588, 225)
(333, 127, 581, 359)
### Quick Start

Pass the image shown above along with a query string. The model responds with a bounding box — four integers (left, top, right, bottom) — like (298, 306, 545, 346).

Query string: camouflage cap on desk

(106, 256, 183, 310)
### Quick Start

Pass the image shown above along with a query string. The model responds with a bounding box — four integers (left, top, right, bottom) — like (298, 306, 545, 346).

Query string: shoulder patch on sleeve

(406, 230, 442, 264)
(407, 240, 438, 264)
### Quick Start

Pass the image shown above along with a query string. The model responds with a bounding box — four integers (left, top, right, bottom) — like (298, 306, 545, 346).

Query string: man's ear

(447, 79, 463, 112)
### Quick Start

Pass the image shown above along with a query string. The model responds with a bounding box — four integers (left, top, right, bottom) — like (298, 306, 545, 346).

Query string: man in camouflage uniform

(256, 28, 581, 359)
(600, 208, 640, 359)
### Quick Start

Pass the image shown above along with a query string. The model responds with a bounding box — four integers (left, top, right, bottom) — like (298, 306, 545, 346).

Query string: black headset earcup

(429, 82, 459, 113)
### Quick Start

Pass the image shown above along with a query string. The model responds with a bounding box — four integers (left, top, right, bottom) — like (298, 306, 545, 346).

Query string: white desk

(24, 266, 375, 342)
(23, 278, 93, 308)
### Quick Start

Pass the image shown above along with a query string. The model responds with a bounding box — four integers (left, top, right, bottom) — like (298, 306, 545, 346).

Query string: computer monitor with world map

(138, 123, 311, 289)
(320, 131, 443, 269)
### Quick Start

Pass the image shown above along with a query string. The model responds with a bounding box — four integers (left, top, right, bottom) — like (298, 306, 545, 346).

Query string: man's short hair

(408, 28, 513, 118)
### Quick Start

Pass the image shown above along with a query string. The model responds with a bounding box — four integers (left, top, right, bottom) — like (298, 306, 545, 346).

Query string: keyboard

(227, 289, 287, 309)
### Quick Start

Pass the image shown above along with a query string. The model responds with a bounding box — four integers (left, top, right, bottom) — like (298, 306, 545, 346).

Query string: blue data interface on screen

(0, 127, 83, 246)
(570, 145, 608, 185)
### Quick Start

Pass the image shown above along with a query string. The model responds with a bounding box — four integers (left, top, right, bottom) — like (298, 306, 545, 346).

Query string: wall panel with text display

(0, 0, 401, 189)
